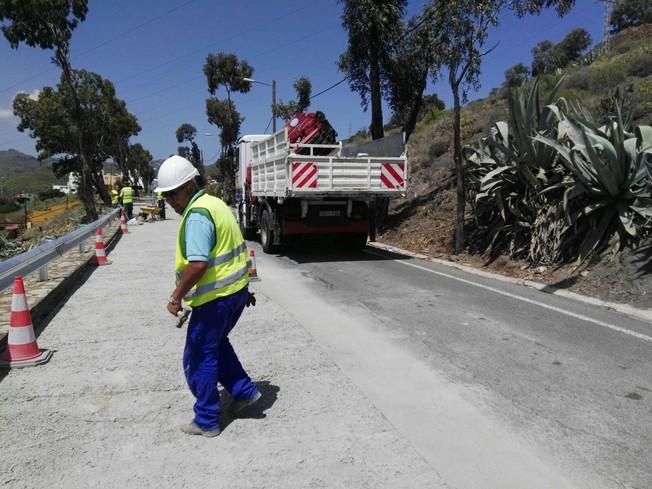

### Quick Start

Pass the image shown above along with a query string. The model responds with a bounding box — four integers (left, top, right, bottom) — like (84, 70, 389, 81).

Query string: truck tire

(260, 210, 275, 253)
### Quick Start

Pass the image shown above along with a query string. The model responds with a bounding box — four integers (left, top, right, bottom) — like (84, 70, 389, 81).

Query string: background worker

(119, 180, 134, 219)
(111, 186, 120, 208)
(157, 190, 166, 220)
(156, 155, 261, 437)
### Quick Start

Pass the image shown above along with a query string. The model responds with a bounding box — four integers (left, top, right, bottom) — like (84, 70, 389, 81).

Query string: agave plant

(464, 78, 567, 259)
(534, 106, 652, 261)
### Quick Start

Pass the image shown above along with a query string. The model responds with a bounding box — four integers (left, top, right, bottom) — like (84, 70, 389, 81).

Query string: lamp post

(243, 77, 277, 132)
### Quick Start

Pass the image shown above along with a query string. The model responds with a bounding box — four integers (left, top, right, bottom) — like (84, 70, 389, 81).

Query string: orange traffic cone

(119, 210, 129, 234)
(92, 227, 111, 266)
(0, 276, 53, 369)
(248, 248, 260, 281)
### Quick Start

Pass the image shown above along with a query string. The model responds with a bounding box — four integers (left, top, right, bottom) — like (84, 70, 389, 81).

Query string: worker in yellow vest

(156, 155, 260, 437)
(156, 190, 166, 220)
(119, 180, 134, 220)
(111, 188, 119, 208)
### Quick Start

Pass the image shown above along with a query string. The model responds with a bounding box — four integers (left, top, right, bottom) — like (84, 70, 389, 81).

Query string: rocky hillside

(377, 25, 652, 309)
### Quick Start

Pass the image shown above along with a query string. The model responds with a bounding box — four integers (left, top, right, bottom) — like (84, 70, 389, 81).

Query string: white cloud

(0, 108, 14, 120)
(0, 89, 40, 121)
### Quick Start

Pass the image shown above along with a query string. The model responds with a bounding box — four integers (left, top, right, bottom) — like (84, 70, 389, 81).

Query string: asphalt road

(252, 242, 652, 489)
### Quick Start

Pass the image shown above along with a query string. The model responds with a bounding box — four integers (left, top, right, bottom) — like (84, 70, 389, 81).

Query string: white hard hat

(155, 155, 199, 193)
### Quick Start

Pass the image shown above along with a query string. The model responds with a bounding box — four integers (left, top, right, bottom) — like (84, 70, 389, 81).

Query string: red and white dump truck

(236, 112, 408, 253)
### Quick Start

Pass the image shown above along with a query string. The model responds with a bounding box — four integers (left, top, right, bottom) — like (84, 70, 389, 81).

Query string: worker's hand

(167, 301, 182, 317)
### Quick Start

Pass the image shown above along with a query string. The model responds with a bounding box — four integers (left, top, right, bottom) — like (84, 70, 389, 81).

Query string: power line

(0, 0, 197, 95)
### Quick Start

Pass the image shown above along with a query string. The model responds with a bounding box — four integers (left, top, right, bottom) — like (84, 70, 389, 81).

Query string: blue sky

(0, 0, 603, 161)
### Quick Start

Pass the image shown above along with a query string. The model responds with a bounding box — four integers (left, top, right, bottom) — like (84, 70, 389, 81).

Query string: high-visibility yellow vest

(120, 186, 133, 204)
(111, 189, 119, 205)
(175, 191, 249, 307)
(157, 191, 163, 201)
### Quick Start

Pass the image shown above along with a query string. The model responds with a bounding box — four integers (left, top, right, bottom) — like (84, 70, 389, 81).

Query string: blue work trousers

(183, 287, 258, 430)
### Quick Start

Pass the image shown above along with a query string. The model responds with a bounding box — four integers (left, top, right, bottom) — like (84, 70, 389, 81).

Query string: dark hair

(194, 174, 205, 188)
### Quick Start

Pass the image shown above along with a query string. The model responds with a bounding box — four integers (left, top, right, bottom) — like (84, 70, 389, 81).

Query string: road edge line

(366, 241, 652, 324)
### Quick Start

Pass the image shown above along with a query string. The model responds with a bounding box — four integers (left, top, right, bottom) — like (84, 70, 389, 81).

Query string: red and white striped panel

(292, 162, 318, 189)
(381, 162, 405, 189)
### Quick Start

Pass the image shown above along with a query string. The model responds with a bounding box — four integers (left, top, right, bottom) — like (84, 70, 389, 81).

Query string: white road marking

(366, 250, 652, 344)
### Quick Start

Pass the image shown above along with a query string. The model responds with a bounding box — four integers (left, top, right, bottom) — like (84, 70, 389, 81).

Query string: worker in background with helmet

(119, 179, 134, 220)
(156, 155, 261, 437)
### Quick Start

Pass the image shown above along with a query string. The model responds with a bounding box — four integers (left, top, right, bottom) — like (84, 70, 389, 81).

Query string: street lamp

(243, 77, 277, 132)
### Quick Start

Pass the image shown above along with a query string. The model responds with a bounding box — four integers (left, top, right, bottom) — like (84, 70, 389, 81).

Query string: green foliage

(564, 66, 591, 90)
(531, 28, 591, 76)
(338, 0, 406, 139)
(504, 63, 530, 88)
(0, 197, 19, 213)
(627, 51, 652, 78)
(0, 164, 65, 199)
(37, 188, 65, 200)
(0, 0, 87, 53)
(274, 77, 312, 120)
(203, 53, 253, 98)
(590, 57, 629, 90)
(203, 51, 249, 198)
(610, 0, 652, 34)
(176, 123, 197, 144)
(465, 77, 652, 265)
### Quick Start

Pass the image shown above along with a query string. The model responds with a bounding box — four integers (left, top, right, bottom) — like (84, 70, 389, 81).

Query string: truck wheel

(260, 210, 275, 253)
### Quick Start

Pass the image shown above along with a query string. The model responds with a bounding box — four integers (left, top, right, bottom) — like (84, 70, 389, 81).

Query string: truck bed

(249, 129, 407, 199)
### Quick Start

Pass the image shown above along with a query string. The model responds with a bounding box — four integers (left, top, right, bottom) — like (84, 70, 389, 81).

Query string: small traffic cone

(92, 227, 111, 266)
(0, 276, 53, 369)
(248, 248, 260, 281)
(119, 210, 129, 234)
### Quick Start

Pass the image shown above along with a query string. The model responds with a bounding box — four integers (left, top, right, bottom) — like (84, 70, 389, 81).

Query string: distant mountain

(0, 149, 64, 197)
(0, 149, 44, 174)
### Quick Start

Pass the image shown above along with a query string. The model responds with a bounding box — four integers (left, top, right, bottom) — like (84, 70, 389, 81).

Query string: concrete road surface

(1, 208, 650, 488)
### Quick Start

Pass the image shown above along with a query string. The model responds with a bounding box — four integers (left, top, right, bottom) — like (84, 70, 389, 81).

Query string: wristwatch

(168, 296, 181, 306)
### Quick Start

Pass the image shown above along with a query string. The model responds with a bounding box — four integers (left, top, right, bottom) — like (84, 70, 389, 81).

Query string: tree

(13, 69, 140, 207)
(385, 16, 442, 141)
(504, 63, 530, 88)
(126, 143, 154, 192)
(0, 0, 103, 220)
(509, 0, 575, 16)
(424, 0, 500, 253)
(203, 52, 252, 202)
(531, 40, 557, 76)
(338, 0, 406, 140)
(610, 0, 652, 34)
(274, 77, 312, 120)
(531, 28, 590, 75)
(175, 123, 204, 175)
(554, 27, 591, 67)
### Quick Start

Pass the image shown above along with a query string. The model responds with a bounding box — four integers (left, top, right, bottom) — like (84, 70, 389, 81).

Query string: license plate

(319, 210, 341, 217)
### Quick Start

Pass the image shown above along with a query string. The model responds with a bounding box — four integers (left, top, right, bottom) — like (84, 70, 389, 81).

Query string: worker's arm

(167, 261, 207, 316)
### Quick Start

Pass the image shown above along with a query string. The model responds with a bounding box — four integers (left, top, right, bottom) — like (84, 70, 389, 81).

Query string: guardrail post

(38, 264, 49, 282)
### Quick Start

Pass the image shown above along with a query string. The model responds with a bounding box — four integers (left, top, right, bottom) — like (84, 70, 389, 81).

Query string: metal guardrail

(0, 208, 120, 293)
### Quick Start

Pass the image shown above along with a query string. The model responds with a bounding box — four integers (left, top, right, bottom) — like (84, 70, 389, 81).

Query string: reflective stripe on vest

(175, 241, 248, 280)
(175, 191, 249, 307)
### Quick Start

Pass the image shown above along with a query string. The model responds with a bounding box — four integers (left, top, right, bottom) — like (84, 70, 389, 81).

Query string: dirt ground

(379, 176, 652, 311)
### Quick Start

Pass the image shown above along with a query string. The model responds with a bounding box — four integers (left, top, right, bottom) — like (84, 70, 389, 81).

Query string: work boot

(230, 391, 262, 415)
(180, 421, 221, 438)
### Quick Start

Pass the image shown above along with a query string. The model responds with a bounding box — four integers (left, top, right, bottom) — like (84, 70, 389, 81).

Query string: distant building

(52, 184, 71, 195)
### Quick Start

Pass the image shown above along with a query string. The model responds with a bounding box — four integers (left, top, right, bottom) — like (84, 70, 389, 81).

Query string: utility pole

(597, 0, 617, 55)
(272, 79, 277, 132)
